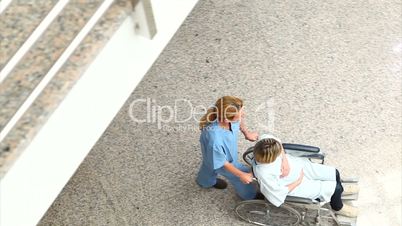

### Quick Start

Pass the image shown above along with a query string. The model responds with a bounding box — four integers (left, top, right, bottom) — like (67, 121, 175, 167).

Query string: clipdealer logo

(128, 98, 276, 132)
(128, 98, 208, 129)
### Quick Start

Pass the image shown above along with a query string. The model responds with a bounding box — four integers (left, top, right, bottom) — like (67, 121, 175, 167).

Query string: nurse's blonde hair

(199, 96, 243, 130)
(253, 138, 282, 163)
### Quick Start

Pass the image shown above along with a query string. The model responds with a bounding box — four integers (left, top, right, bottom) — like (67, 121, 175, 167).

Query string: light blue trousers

(196, 161, 257, 200)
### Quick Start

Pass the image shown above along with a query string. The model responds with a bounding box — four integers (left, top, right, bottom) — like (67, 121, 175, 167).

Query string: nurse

(253, 134, 359, 217)
(196, 96, 259, 200)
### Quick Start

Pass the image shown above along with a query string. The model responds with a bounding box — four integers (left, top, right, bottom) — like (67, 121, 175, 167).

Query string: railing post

(131, 0, 157, 39)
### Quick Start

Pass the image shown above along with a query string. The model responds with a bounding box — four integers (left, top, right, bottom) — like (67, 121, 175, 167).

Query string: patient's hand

(286, 169, 304, 192)
(297, 169, 304, 183)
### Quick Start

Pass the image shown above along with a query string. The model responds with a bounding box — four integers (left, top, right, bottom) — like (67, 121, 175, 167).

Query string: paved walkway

(39, 0, 401, 225)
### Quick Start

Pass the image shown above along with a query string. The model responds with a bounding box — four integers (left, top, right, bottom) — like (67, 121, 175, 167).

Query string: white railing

(0, 0, 70, 84)
(0, 0, 13, 14)
(0, 0, 115, 143)
(1, 0, 198, 225)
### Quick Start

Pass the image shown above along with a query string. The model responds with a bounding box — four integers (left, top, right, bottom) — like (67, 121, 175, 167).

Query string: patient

(253, 134, 359, 218)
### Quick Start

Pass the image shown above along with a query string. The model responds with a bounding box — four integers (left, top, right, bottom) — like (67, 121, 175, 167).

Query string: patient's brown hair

(253, 138, 282, 163)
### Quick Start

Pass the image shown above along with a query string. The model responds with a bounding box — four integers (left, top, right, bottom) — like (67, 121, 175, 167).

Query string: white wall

(0, 1, 198, 225)
(0, 0, 13, 14)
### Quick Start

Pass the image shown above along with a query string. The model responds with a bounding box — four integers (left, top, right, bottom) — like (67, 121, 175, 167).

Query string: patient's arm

(287, 169, 304, 192)
(280, 150, 290, 178)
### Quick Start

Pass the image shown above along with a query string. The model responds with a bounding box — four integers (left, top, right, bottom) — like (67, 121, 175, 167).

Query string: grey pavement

(39, 0, 401, 225)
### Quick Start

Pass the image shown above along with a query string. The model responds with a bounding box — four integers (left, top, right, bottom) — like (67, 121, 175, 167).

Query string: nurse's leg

(216, 163, 257, 200)
(196, 163, 217, 188)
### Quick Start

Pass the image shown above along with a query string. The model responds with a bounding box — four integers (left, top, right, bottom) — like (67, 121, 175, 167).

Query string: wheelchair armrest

(243, 144, 325, 166)
(283, 143, 320, 153)
(285, 196, 318, 204)
(299, 153, 325, 161)
(286, 152, 325, 164)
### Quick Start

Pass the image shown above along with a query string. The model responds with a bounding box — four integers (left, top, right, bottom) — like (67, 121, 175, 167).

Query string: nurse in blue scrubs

(196, 96, 259, 200)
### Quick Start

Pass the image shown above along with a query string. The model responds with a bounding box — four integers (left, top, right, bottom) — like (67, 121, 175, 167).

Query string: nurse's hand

(245, 131, 259, 142)
(240, 172, 254, 184)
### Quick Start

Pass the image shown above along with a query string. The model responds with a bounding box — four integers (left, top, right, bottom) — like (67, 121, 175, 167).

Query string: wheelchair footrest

(341, 177, 359, 183)
(341, 193, 359, 201)
(339, 222, 353, 226)
(337, 215, 357, 226)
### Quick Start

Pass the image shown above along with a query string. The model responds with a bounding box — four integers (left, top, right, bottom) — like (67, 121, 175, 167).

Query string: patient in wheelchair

(253, 134, 359, 218)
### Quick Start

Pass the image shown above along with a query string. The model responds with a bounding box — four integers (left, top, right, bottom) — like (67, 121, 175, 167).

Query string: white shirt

(254, 154, 336, 207)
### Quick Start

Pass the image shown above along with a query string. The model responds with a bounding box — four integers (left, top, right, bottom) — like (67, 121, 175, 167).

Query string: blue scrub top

(200, 120, 240, 170)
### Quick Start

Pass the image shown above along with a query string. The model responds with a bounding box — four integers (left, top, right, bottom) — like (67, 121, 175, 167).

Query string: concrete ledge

(0, 0, 198, 225)
(0, 0, 58, 69)
(0, 0, 131, 177)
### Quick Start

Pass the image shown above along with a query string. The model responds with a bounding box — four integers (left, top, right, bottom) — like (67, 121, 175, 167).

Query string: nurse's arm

(223, 162, 253, 184)
(240, 118, 259, 141)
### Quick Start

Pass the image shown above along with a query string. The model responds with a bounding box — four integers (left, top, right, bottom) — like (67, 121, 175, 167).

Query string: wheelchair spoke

(235, 200, 300, 226)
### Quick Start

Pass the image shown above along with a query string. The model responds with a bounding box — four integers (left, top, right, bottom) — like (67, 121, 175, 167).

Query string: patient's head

(254, 138, 282, 163)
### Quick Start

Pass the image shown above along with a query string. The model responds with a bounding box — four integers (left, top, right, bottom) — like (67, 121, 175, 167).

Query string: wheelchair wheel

(235, 200, 301, 226)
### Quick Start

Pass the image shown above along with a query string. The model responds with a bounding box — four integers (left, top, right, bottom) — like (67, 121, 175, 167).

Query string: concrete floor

(39, 0, 401, 225)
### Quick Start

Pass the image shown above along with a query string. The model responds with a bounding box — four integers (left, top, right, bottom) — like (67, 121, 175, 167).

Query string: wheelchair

(235, 143, 359, 226)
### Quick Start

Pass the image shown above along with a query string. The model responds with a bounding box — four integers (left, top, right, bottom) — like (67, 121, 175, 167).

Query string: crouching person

(196, 96, 259, 200)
